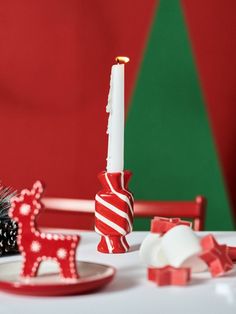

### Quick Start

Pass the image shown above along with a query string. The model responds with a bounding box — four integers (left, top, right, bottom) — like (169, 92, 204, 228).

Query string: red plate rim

(0, 260, 116, 296)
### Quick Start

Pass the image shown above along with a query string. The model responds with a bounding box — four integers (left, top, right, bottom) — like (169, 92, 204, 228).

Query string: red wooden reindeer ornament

(9, 181, 80, 279)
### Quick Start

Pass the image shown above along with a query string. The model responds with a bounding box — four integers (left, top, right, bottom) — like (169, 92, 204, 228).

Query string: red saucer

(0, 260, 115, 296)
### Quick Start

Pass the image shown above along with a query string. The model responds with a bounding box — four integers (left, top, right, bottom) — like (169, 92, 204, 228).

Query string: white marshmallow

(139, 233, 168, 267)
(181, 255, 207, 273)
(161, 225, 207, 272)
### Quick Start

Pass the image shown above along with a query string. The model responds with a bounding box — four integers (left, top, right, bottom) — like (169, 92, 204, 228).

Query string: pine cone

(0, 219, 18, 256)
(0, 184, 18, 256)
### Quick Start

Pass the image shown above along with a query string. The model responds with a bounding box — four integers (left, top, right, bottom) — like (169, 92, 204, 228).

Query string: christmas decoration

(9, 181, 80, 279)
(140, 219, 207, 273)
(143, 221, 235, 288)
(139, 233, 168, 268)
(148, 266, 191, 286)
(199, 234, 233, 277)
(227, 246, 236, 262)
(0, 184, 18, 256)
(151, 217, 191, 234)
(95, 56, 133, 254)
(161, 225, 207, 272)
(95, 171, 134, 253)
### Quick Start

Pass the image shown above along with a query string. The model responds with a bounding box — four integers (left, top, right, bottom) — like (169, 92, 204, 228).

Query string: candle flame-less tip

(115, 56, 130, 64)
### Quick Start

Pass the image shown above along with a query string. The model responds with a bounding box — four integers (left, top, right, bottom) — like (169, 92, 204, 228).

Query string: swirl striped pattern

(95, 171, 134, 253)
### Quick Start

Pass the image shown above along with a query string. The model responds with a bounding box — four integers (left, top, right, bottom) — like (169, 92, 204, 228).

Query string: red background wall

(0, 0, 156, 197)
(182, 0, 236, 219)
(0, 0, 235, 225)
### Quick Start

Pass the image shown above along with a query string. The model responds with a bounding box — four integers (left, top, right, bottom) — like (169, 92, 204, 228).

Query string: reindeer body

(9, 181, 80, 279)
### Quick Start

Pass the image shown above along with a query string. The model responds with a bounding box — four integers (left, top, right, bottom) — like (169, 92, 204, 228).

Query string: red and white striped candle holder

(95, 171, 134, 254)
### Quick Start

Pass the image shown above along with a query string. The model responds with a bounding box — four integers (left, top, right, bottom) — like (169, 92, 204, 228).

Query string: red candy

(199, 234, 233, 277)
(227, 246, 236, 262)
(148, 266, 191, 286)
(151, 217, 192, 234)
(9, 181, 80, 279)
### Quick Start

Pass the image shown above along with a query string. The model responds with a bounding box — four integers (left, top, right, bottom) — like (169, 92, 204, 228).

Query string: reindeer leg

(21, 255, 40, 278)
(58, 256, 78, 279)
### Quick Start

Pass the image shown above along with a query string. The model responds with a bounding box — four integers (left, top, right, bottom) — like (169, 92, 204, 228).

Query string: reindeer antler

(31, 181, 44, 199)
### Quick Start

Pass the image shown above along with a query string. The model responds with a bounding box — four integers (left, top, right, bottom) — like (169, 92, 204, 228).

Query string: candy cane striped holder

(95, 171, 134, 254)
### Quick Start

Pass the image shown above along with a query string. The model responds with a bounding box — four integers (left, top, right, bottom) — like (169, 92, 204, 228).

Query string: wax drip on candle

(106, 56, 129, 135)
(106, 56, 129, 172)
(106, 69, 113, 135)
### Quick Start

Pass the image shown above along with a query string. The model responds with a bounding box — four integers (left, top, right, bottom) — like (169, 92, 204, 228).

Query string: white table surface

(0, 231, 236, 314)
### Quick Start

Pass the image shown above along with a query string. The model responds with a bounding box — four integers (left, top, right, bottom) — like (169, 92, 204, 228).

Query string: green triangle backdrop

(125, 0, 233, 230)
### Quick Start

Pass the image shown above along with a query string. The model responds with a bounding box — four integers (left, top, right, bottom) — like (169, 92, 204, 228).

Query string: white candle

(106, 56, 129, 173)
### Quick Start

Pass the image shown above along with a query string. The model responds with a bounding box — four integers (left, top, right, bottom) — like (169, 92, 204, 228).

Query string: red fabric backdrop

(0, 1, 235, 220)
(182, 0, 236, 218)
(0, 0, 156, 197)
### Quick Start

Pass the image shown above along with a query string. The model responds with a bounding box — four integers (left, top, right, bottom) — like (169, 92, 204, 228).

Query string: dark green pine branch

(0, 185, 17, 220)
